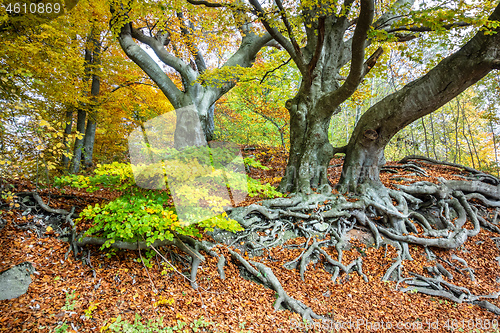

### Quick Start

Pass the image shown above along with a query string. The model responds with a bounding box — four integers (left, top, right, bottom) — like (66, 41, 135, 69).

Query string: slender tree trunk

(454, 100, 461, 163)
(465, 112, 482, 169)
(491, 120, 499, 176)
(61, 109, 73, 168)
(69, 31, 93, 173)
(410, 125, 416, 155)
(429, 113, 438, 160)
(421, 118, 430, 158)
(82, 26, 102, 168)
(82, 118, 97, 167)
(440, 110, 449, 160)
(461, 108, 476, 168)
(69, 109, 86, 174)
(82, 71, 100, 167)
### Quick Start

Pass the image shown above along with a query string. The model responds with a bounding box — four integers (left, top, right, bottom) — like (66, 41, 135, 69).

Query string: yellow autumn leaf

(39, 119, 50, 127)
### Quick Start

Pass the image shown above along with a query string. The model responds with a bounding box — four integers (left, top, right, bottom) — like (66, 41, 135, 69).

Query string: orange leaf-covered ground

(1, 147, 499, 332)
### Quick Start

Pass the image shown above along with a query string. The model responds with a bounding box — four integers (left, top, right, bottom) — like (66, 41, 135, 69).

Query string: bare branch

(386, 21, 471, 34)
(116, 22, 184, 107)
(130, 25, 198, 84)
(248, 0, 306, 73)
(260, 57, 292, 84)
(110, 81, 159, 93)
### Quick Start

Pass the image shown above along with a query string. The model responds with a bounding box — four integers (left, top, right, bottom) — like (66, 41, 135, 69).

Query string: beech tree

(339, 6, 500, 193)
(218, 0, 500, 318)
(110, 0, 277, 146)
(210, 0, 497, 195)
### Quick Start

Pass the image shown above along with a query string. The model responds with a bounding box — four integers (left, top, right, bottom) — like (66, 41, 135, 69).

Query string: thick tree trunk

(338, 132, 386, 193)
(69, 109, 86, 174)
(203, 103, 215, 142)
(193, 98, 215, 144)
(338, 6, 500, 192)
(280, 91, 336, 194)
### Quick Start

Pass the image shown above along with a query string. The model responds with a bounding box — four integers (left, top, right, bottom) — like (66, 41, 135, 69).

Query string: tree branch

(248, 0, 306, 74)
(316, 0, 375, 113)
(344, 0, 375, 89)
(274, 0, 302, 58)
(346, 2, 500, 155)
(307, 16, 326, 77)
(361, 46, 384, 78)
(130, 25, 198, 84)
(186, 0, 229, 7)
(115, 22, 185, 108)
(260, 57, 291, 84)
(386, 21, 471, 34)
(110, 81, 159, 93)
(177, 12, 207, 73)
(212, 30, 275, 99)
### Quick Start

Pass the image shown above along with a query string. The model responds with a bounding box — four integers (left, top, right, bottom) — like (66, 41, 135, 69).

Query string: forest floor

(1, 146, 500, 332)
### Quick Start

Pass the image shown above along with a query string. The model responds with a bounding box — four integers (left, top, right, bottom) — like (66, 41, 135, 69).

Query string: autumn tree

(109, 0, 278, 146)
(217, 50, 294, 148)
(229, 0, 497, 194)
(0, 0, 166, 175)
(215, 0, 500, 318)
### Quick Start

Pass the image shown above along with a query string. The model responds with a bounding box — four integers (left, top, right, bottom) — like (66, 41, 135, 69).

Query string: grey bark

(69, 108, 86, 174)
(112, 3, 274, 147)
(61, 109, 73, 168)
(338, 3, 500, 192)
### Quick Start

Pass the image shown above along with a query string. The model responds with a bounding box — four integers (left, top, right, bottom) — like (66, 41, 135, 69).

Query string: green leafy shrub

(54, 162, 134, 192)
(78, 189, 243, 249)
(101, 314, 212, 333)
(243, 156, 269, 170)
(247, 177, 283, 198)
(70, 155, 281, 248)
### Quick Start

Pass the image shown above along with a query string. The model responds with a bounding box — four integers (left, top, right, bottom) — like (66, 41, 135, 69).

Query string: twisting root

(226, 248, 327, 322)
(65, 167, 500, 317)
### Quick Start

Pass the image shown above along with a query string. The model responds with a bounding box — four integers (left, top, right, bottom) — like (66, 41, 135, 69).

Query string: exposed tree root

(15, 191, 72, 215)
(399, 272, 500, 315)
(382, 162, 429, 177)
(223, 175, 500, 315)
(227, 248, 327, 322)
(399, 155, 500, 185)
(17, 172, 500, 318)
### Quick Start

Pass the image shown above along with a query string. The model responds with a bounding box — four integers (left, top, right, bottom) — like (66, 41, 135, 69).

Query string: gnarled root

(227, 248, 327, 322)
(399, 272, 500, 315)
